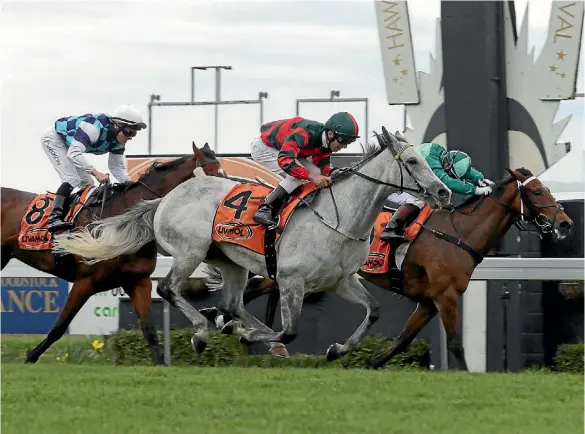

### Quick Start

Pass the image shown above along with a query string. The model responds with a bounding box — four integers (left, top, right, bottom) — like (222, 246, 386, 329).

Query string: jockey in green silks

(380, 138, 495, 241)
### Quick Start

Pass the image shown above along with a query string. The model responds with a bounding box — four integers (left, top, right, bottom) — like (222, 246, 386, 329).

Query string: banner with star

(538, 1, 584, 100)
(375, 0, 419, 104)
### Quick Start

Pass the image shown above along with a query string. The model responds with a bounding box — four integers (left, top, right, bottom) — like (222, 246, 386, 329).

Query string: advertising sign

(1, 276, 69, 334)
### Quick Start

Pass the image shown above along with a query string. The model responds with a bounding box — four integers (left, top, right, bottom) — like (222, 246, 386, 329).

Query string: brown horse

(216, 168, 573, 368)
(1, 142, 225, 365)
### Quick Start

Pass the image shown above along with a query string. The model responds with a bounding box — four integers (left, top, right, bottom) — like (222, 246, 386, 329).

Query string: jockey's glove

(475, 186, 492, 196)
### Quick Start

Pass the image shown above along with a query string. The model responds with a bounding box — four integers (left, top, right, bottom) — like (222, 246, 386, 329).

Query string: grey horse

(53, 128, 451, 360)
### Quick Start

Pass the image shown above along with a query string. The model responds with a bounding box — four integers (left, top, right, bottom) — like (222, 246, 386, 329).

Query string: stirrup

(267, 215, 281, 231)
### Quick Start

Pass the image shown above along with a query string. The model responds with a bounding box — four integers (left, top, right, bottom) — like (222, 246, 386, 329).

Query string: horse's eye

(534, 189, 542, 196)
(407, 158, 418, 165)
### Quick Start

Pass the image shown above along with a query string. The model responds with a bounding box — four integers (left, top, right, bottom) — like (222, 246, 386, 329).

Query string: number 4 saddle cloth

(18, 186, 96, 251)
(211, 182, 319, 255)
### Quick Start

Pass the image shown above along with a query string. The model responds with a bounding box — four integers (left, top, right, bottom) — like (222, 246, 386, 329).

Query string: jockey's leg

(41, 127, 81, 233)
(380, 193, 424, 241)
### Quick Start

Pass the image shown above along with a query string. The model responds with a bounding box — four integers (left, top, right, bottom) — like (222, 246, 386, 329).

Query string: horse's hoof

(269, 344, 290, 359)
(199, 307, 218, 324)
(326, 344, 341, 362)
(190, 334, 207, 354)
(238, 336, 251, 346)
(221, 320, 237, 335)
(24, 350, 38, 364)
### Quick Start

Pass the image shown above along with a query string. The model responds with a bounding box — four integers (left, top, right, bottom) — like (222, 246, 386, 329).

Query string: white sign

(539, 1, 584, 100)
(375, 0, 420, 104)
(68, 283, 161, 335)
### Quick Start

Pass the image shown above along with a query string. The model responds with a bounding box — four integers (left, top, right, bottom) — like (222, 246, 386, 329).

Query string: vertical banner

(374, 0, 420, 104)
(539, 1, 584, 100)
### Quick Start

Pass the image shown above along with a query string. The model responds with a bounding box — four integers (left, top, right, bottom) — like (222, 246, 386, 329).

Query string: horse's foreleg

(25, 278, 94, 364)
(126, 277, 164, 366)
(156, 257, 210, 354)
(326, 274, 380, 362)
(367, 298, 437, 369)
(233, 277, 304, 346)
(436, 287, 468, 371)
(215, 264, 289, 358)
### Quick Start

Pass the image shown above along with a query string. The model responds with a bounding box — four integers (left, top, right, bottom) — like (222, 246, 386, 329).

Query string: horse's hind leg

(25, 278, 94, 364)
(156, 256, 211, 353)
(367, 298, 437, 369)
(125, 277, 164, 366)
(326, 274, 380, 362)
(436, 287, 468, 371)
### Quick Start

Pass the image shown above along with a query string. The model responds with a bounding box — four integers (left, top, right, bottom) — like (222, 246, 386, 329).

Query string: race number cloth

(211, 182, 318, 255)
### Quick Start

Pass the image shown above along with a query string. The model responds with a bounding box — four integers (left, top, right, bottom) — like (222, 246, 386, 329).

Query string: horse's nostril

(560, 220, 573, 233)
(438, 188, 449, 198)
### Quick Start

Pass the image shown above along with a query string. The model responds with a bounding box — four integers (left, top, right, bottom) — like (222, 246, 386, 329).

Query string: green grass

(2, 363, 583, 434)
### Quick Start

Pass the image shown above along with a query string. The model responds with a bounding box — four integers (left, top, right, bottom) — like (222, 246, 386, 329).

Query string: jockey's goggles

(121, 125, 138, 138)
(335, 134, 357, 145)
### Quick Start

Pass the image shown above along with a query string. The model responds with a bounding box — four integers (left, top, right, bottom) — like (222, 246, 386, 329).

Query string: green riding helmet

(442, 150, 472, 179)
(324, 112, 360, 140)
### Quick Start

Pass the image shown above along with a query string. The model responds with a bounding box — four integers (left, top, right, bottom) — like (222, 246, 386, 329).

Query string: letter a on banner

(375, 0, 420, 104)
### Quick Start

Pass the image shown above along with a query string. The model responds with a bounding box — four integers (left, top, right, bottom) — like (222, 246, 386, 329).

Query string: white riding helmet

(111, 104, 147, 129)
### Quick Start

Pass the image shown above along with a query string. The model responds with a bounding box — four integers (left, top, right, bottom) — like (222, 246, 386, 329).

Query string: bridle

(427, 173, 564, 265)
(490, 175, 563, 235)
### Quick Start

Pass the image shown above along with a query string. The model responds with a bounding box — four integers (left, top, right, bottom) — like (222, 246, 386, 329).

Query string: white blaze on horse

(53, 128, 451, 360)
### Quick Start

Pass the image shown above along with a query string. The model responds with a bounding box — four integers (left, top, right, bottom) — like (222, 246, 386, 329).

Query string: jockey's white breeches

(387, 191, 425, 208)
(250, 137, 321, 193)
(41, 127, 93, 189)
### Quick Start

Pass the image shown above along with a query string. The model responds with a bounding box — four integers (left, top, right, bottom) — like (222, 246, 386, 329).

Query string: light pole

(191, 65, 232, 150)
(147, 93, 160, 155)
(258, 91, 269, 126)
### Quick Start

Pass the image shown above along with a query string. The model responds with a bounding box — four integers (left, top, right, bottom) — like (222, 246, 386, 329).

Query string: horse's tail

(52, 198, 162, 264)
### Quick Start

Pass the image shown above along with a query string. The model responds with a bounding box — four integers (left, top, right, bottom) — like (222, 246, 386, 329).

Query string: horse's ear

(506, 168, 517, 178)
(192, 141, 205, 163)
(202, 142, 211, 150)
(373, 130, 386, 149)
(381, 126, 398, 149)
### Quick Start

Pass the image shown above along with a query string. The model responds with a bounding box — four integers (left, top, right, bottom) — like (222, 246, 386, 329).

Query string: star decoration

(560, 72, 566, 78)
(557, 50, 567, 60)
(549, 64, 558, 72)
(393, 76, 399, 83)
(393, 55, 402, 66)
(401, 69, 408, 76)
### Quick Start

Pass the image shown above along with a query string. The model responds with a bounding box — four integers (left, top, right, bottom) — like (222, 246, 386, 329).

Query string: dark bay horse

(1, 142, 224, 365)
(210, 168, 573, 369)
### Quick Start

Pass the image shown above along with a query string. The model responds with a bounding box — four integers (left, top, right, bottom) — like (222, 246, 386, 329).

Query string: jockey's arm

(466, 167, 485, 185)
(435, 166, 476, 195)
(66, 121, 99, 175)
(277, 129, 311, 179)
(108, 151, 130, 183)
(311, 153, 334, 176)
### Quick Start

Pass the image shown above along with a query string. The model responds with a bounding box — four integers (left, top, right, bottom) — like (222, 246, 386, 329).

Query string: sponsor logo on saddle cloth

(211, 182, 319, 255)
(360, 204, 433, 274)
(18, 186, 97, 251)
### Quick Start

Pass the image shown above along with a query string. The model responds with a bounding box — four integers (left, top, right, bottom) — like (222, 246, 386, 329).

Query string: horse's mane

(455, 167, 533, 209)
(137, 155, 191, 183)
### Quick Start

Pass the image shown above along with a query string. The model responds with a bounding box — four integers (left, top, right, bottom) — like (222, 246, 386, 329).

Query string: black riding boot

(47, 183, 75, 233)
(380, 203, 420, 241)
(253, 185, 290, 227)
